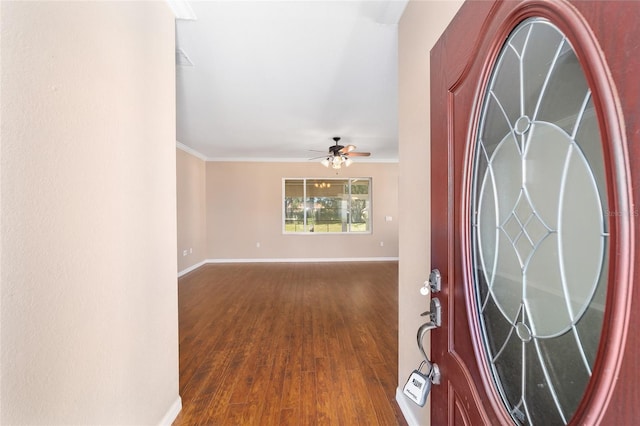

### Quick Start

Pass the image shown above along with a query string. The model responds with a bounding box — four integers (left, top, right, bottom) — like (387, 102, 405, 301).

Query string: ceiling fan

(310, 137, 371, 169)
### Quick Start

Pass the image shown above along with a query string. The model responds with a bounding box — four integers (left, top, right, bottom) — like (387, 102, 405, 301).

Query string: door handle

(404, 296, 442, 406)
(417, 297, 442, 385)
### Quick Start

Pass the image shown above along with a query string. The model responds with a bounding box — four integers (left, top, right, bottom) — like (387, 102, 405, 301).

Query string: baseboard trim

(396, 387, 422, 426)
(178, 257, 398, 278)
(178, 260, 207, 277)
(205, 257, 399, 264)
(158, 395, 182, 426)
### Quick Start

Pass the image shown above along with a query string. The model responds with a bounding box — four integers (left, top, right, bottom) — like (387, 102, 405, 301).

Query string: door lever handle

(417, 321, 441, 385)
(404, 297, 442, 406)
(416, 297, 442, 385)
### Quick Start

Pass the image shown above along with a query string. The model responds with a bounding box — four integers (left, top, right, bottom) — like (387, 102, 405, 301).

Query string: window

(283, 178, 371, 233)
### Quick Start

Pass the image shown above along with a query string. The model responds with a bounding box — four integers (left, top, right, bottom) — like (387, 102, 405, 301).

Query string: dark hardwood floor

(172, 261, 407, 426)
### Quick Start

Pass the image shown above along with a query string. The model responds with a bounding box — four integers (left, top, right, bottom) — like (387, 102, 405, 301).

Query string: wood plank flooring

(172, 261, 407, 426)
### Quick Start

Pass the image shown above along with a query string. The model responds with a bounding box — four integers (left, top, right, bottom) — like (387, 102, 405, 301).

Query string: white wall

(397, 1, 463, 424)
(1, 2, 180, 424)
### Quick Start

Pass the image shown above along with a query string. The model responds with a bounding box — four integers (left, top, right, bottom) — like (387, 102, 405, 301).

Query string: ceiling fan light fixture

(331, 155, 344, 169)
(313, 137, 371, 169)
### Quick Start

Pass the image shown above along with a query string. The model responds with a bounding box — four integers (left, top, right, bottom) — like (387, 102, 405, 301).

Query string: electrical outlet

(183, 249, 188, 256)
(256, 242, 261, 248)
(380, 241, 384, 247)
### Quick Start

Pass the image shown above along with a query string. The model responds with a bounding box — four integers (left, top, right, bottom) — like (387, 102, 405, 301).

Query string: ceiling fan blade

(345, 152, 371, 157)
(308, 155, 330, 160)
(339, 144, 356, 154)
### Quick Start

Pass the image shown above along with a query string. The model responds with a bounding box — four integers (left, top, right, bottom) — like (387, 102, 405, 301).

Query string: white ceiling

(172, 0, 407, 162)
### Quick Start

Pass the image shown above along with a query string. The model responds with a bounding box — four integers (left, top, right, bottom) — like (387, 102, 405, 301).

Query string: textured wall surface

(1, 2, 180, 424)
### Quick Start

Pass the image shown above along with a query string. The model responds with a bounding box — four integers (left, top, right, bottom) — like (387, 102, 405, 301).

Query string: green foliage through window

(283, 178, 371, 233)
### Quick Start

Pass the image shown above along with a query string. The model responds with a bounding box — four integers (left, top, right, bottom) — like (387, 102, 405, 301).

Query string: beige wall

(1, 2, 180, 424)
(205, 161, 398, 260)
(176, 148, 207, 273)
(398, 1, 463, 424)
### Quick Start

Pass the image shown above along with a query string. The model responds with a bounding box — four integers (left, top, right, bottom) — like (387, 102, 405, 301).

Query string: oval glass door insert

(470, 17, 609, 425)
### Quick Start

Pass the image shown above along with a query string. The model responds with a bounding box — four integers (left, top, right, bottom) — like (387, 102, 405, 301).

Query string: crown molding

(175, 142, 399, 164)
(176, 142, 208, 161)
(205, 157, 399, 163)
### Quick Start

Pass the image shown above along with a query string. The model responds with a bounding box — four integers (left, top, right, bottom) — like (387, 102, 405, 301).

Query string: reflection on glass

(283, 178, 371, 233)
(306, 179, 349, 233)
(470, 18, 609, 425)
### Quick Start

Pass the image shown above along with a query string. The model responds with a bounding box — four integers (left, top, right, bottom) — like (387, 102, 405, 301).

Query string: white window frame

(282, 177, 372, 235)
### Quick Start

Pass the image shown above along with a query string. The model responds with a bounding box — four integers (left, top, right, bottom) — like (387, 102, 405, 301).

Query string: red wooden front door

(430, 1, 639, 424)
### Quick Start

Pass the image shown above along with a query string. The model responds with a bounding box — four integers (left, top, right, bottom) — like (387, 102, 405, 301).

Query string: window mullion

(303, 178, 307, 232)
